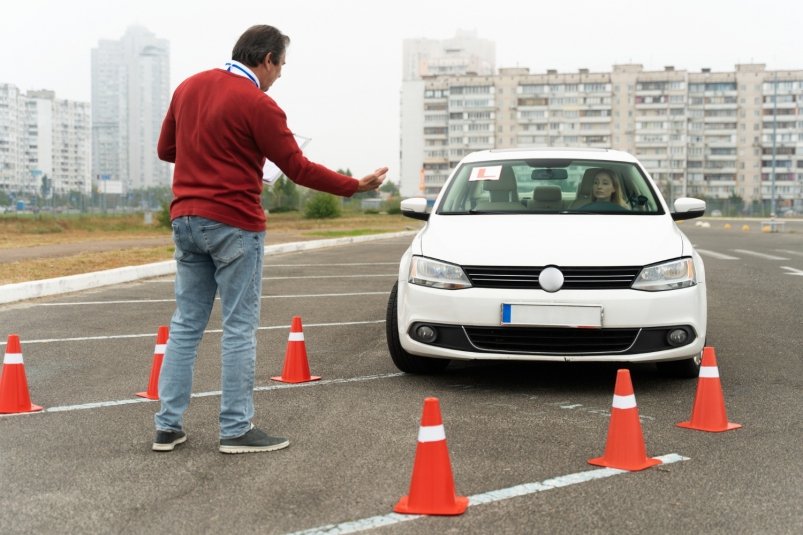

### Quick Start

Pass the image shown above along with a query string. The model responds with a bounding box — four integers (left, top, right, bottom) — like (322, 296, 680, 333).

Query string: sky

(1, 0, 801, 184)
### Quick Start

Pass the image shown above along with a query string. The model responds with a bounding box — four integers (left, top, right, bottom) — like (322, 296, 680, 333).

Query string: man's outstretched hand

(355, 167, 388, 192)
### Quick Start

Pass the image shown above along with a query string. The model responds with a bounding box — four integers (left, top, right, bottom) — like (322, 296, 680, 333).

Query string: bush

(304, 193, 341, 219)
(384, 197, 401, 215)
(157, 202, 172, 228)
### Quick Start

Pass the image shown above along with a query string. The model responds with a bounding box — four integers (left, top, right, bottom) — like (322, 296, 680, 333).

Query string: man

(153, 25, 386, 454)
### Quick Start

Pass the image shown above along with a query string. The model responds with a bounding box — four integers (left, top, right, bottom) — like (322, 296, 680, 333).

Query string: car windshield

(437, 159, 664, 215)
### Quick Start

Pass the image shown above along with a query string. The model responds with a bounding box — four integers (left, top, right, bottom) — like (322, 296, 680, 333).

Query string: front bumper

(397, 281, 707, 363)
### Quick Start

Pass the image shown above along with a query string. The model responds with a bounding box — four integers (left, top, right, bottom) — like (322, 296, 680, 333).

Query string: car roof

(461, 147, 639, 164)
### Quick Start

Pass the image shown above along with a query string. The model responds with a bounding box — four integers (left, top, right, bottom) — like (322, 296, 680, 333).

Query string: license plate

(501, 303, 602, 328)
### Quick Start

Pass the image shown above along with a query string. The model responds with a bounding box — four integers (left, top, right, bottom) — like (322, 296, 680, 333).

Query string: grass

(0, 211, 421, 284)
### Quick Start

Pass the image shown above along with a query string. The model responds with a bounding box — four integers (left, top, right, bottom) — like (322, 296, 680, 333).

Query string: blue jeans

(155, 216, 264, 439)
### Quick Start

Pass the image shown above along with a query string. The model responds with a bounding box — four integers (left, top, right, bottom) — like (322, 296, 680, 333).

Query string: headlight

(632, 258, 696, 291)
(408, 256, 472, 290)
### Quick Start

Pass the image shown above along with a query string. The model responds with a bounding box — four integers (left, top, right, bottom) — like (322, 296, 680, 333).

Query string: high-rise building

(401, 62, 803, 212)
(91, 25, 170, 192)
(400, 31, 495, 197)
(0, 84, 91, 196)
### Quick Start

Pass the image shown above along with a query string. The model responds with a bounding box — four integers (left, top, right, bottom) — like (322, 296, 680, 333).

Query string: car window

(437, 159, 664, 215)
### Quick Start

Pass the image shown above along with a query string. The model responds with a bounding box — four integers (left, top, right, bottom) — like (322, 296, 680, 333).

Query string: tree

(265, 176, 300, 212)
(380, 180, 400, 196)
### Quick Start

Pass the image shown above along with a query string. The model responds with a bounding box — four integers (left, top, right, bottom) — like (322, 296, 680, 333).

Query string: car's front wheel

(386, 282, 450, 374)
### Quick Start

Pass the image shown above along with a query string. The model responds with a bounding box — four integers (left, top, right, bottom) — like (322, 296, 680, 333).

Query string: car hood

(420, 214, 684, 266)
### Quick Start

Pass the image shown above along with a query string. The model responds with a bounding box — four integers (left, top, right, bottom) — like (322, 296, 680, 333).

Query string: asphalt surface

(0, 222, 801, 534)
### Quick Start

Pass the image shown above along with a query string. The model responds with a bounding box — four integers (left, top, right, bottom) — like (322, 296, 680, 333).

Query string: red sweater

(157, 69, 358, 232)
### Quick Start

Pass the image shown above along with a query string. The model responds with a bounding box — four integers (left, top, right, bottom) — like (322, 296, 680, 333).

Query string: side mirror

(672, 197, 706, 221)
(400, 197, 430, 221)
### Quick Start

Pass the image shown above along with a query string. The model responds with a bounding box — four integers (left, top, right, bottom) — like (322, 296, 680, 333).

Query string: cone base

(393, 495, 468, 516)
(271, 375, 321, 383)
(676, 420, 742, 432)
(588, 455, 662, 472)
(0, 403, 43, 414)
(135, 392, 159, 400)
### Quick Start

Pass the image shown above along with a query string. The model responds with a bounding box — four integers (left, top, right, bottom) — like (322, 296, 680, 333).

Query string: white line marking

(695, 249, 739, 260)
(0, 320, 385, 347)
(262, 274, 397, 281)
(5, 373, 404, 416)
(149, 274, 397, 283)
(776, 249, 803, 257)
(37, 292, 389, 307)
(732, 249, 789, 261)
(288, 454, 690, 535)
(266, 262, 398, 267)
(780, 266, 803, 276)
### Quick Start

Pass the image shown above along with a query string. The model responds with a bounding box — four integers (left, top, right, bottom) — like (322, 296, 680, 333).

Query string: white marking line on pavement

(732, 249, 789, 261)
(8, 372, 404, 415)
(288, 454, 690, 535)
(267, 262, 399, 267)
(695, 249, 739, 260)
(776, 249, 803, 257)
(149, 274, 398, 283)
(781, 266, 803, 276)
(263, 274, 396, 281)
(0, 320, 385, 347)
(36, 291, 388, 307)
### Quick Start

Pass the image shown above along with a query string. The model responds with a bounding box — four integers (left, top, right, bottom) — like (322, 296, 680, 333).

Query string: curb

(0, 231, 417, 306)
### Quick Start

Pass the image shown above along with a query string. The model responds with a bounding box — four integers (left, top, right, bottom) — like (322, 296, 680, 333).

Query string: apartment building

(0, 85, 91, 196)
(92, 25, 170, 192)
(400, 31, 495, 197)
(402, 63, 803, 210)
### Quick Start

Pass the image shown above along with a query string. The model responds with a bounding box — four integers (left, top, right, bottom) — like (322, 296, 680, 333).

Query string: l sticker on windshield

(469, 165, 503, 181)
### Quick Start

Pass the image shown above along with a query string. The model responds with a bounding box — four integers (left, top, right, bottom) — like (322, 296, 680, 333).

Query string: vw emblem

(539, 266, 564, 293)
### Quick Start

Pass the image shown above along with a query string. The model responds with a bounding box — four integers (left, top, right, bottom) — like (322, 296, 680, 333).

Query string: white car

(387, 148, 707, 377)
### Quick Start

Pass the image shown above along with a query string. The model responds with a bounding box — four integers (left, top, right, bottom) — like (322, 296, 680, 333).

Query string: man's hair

(232, 25, 290, 67)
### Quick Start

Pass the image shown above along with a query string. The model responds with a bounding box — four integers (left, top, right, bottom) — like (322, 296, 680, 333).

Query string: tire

(656, 348, 702, 379)
(386, 281, 450, 374)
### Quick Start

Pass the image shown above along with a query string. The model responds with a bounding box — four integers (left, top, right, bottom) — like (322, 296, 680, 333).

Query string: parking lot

(1, 225, 801, 534)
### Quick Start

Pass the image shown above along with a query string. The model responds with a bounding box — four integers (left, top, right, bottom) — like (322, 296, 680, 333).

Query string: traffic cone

(136, 326, 169, 399)
(394, 397, 468, 515)
(588, 369, 661, 471)
(677, 347, 741, 432)
(271, 316, 320, 383)
(0, 334, 43, 414)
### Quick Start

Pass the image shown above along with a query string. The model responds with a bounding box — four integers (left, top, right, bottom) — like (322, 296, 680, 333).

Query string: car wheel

(656, 348, 702, 378)
(386, 281, 450, 374)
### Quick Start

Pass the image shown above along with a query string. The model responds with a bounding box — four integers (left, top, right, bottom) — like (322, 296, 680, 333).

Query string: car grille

(464, 326, 640, 354)
(462, 265, 642, 290)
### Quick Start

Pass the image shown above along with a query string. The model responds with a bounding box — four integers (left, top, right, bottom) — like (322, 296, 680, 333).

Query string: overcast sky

(1, 0, 800, 183)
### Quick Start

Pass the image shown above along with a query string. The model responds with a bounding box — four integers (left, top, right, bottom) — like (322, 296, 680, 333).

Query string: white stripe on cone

(154, 344, 166, 354)
(418, 424, 446, 443)
(699, 366, 719, 378)
(612, 394, 637, 409)
(288, 332, 304, 342)
(3, 353, 24, 364)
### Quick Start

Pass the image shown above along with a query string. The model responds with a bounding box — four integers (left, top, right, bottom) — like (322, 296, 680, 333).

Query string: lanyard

(224, 61, 258, 88)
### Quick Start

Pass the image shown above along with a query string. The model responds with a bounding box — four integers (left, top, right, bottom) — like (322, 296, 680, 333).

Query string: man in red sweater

(153, 25, 386, 454)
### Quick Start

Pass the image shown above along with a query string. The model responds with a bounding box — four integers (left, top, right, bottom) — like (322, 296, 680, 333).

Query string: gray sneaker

(153, 430, 187, 452)
(219, 426, 289, 454)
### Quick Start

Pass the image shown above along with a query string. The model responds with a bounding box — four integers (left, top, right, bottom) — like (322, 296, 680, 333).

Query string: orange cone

(0, 334, 43, 414)
(677, 347, 741, 432)
(271, 316, 320, 383)
(136, 326, 169, 399)
(588, 369, 661, 471)
(394, 397, 468, 515)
